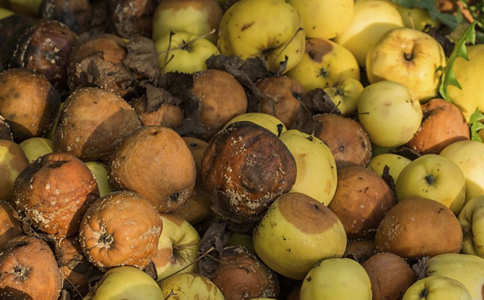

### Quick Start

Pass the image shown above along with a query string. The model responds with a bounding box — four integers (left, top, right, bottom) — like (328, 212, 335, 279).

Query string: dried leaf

(381, 165, 396, 193)
(20, 217, 56, 244)
(142, 261, 158, 281)
(412, 256, 430, 280)
(197, 220, 232, 278)
(122, 35, 161, 84)
(302, 88, 341, 116)
(290, 103, 322, 135)
(144, 84, 182, 112)
(59, 290, 71, 300)
(390, 146, 422, 161)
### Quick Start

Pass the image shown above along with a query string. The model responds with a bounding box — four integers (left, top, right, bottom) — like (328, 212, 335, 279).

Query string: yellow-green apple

(83, 266, 165, 300)
(395, 154, 466, 214)
(217, 0, 306, 73)
(225, 233, 254, 250)
(393, 4, 439, 31)
(85, 161, 111, 197)
(153, 213, 200, 281)
(159, 273, 224, 300)
(152, 0, 223, 44)
(426, 253, 484, 300)
(253, 193, 347, 280)
(440, 140, 484, 203)
(334, 0, 404, 67)
(0, 140, 29, 203)
(357, 81, 422, 148)
(300, 258, 372, 300)
(286, 38, 360, 91)
(0, 8, 13, 19)
(224, 112, 287, 136)
(286, 0, 353, 40)
(402, 276, 473, 300)
(458, 196, 484, 259)
(366, 28, 446, 101)
(447, 44, 484, 121)
(279, 129, 338, 205)
(323, 78, 364, 116)
(6, 0, 42, 16)
(155, 31, 219, 74)
(367, 153, 411, 183)
(19, 137, 54, 163)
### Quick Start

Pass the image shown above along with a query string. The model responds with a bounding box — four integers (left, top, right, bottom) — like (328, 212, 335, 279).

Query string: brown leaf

(144, 83, 182, 113)
(198, 220, 233, 278)
(302, 88, 341, 116)
(122, 35, 161, 84)
(20, 217, 56, 244)
(390, 146, 422, 161)
(291, 104, 322, 136)
(142, 261, 158, 281)
(382, 165, 396, 193)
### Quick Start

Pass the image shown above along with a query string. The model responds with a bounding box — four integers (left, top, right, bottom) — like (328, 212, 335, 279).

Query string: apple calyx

(424, 174, 436, 185)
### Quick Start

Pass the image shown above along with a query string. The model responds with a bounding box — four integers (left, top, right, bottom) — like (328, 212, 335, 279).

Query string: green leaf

(438, 21, 477, 102)
(469, 108, 484, 142)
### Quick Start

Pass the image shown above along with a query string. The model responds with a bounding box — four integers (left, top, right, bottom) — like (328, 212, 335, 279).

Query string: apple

(393, 4, 439, 31)
(357, 81, 422, 148)
(279, 129, 338, 206)
(323, 78, 364, 116)
(426, 253, 484, 300)
(19, 137, 54, 163)
(440, 140, 484, 204)
(402, 276, 472, 300)
(224, 112, 287, 137)
(447, 44, 484, 121)
(155, 31, 219, 74)
(0, 140, 29, 203)
(334, 0, 404, 67)
(0, 7, 13, 19)
(159, 273, 224, 300)
(458, 195, 484, 259)
(253, 192, 347, 280)
(7, 0, 42, 16)
(300, 258, 372, 300)
(153, 213, 200, 281)
(217, 0, 306, 73)
(366, 27, 446, 101)
(286, 38, 360, 91)
(83, 266, 165, 300)
(152, 0, 224, 44)
(286, 0, 353, 40)
(84, 161, 111, 197)
(367, 153, 411, 183)
(395, 154, 466, 214)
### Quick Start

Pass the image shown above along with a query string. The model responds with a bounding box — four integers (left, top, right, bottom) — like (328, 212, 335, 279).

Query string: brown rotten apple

(0, 200, 22, 249)
(39, 0, 93, 34)
(0, 139, 29, 203)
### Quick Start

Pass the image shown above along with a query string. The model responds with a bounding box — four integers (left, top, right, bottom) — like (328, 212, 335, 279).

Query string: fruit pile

(0, 0, 484, 299)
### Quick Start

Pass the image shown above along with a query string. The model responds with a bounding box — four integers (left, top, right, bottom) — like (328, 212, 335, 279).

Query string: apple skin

(7, 0, 42, 16)
(447, 45, 484, 121)
(334, 0, 404, 67)
(458, 195, 484, 259)
(395, 154, 466, 215)
(253, 192, 347, 280)
(84, 161, 111, 197)
(286, 38, 360, 91)
(300, 258, 372, 300)
(217, 0, 306, 73)
(153, 213, 200, 281)
(155, 31, 219, 74)
(0, 140, 29, 203)
(152, 0, 223, 44)
(323, 78, 364, 116)
(426, 253, 484, 300)
(356, 81, 422, 148)
(366, 27, 446, 101)
(402, 276, 472, 300)
(440, 140, 484, 204)
(0, 8, 13, 20)
(159, 273, 224, 300)
(224, 113, 287, 137)
(367, 153, 411, 183)
(19, 137, 54, 163)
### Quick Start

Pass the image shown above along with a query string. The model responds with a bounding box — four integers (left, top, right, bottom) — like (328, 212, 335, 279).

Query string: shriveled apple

(0, 200, 21, 249)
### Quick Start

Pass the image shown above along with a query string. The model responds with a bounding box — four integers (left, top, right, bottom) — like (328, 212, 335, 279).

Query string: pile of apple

(1, 0, 484, 299)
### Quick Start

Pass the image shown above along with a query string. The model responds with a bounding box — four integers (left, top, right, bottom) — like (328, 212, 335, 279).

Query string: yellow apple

(84, 161, 111, 197)
(459, 196, 484, 259)
(0, 7, 13, 19)
(152, 0, 223, 44)
(447, 44, 484, 121)
(286, 0, 354, 40)
(357, 81, 422, 148)
(155, 31, 219, 74)
(0, 140, 29, 203)
(334, 0, 404, 67)
(367, 153, 411, 183)
(19, 137, 54, 163)
(159, 273, 224, 300)
(286, 38, 360, 91)
(218, 0, 306, 73)
(224, 112, 287, 137)
(366, 28, 446, 101)
(402, 276, 472, 300)
(323, 78, 364, 116)
(394, 5, 439, 31)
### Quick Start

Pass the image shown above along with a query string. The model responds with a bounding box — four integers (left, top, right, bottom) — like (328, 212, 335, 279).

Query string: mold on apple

(39, 0, 93, 34)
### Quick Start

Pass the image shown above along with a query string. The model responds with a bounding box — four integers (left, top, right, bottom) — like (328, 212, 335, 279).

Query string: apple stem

(407, 12, 416, 30)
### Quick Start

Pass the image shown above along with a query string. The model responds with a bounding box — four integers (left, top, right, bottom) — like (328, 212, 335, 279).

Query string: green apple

(334, 0, 404, 67)
(153, 213, 200, 281)
(426, 253, 484, 300)
(83, 266, 165, 300)
(357, 81, 422, 148)
(447, 44, 484, 121)
(300, 258, 372, 300)
(286, 38, 360, 91)
(7, 0, 41, 16)
(279, 129, 338, 206)
(85, 161, 111, 197)
(0, 140, 29, 203)
(152, 0, 224, 44)
(323, 78, 364, 116)
(440, 140, 484, 204)
(19, 137, 54, 163)
(218, 0, 306, 73)
(366, 28, 446, 101)
(402, 276, 472, 300)
(224, 112, 287, 137)
(286, 0, 353, 40)
(367, 153, 411, 183)
(253, 193, 347, 280)
(395, 154, 466, 214)
(0, 7, 13, 19)
(458, 196, 484, 259)
(155, 31, 219, 74)
(159, 273, 224, 300)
